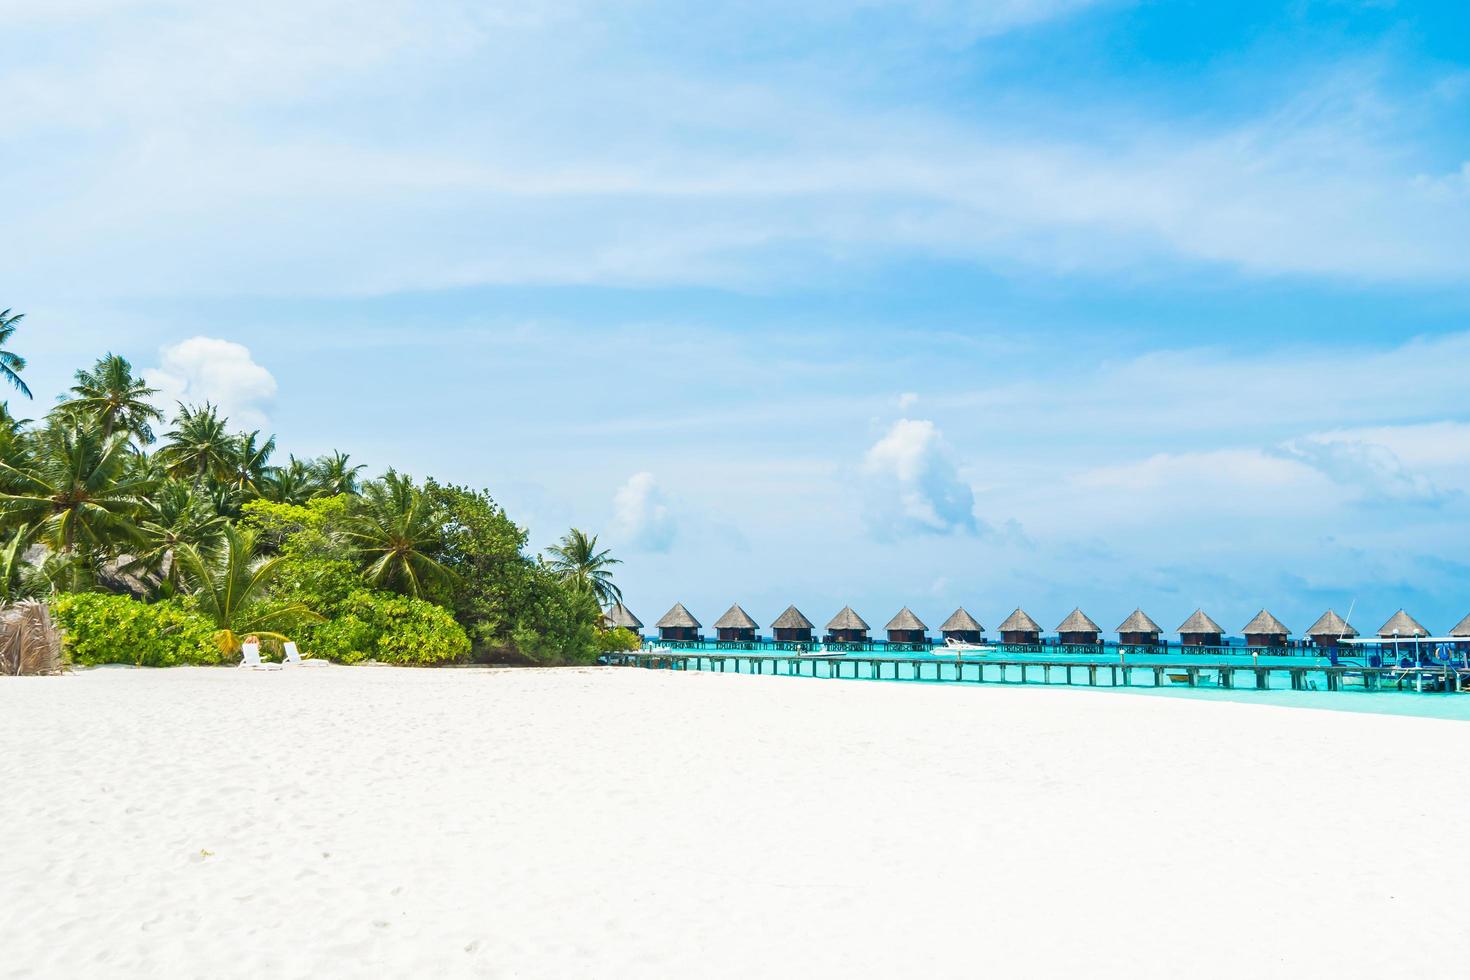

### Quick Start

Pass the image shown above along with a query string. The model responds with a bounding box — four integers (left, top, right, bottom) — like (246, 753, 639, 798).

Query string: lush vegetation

(0, 319, 633, 666)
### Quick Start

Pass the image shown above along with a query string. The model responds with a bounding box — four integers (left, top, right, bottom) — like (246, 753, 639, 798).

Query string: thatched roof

(713, 604, 758, 630)
(0, 601, 64, 676)
(998, 608, 1042, 633)
(1452, 614, 1470, 638)
(1177, 609, 1224, 634)
(826, 606, 870, 631)
(1241, 609, 1290, 637)
(771, 605, 814, 630)
(603, 603, 642, 630)
(940, 607, 983, 633)
(884, 607, 928, 632)
(1305, 609, 1358, 638)
(1055, 608, 1100, 633)
(1377, 609, 1428, 638)
(655, 602, 701, 629)
(1116, 608, 1161, 634)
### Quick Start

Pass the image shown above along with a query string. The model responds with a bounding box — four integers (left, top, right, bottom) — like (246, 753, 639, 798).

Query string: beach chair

(237, 640, 281, 671)
(281, 641, 327, 667)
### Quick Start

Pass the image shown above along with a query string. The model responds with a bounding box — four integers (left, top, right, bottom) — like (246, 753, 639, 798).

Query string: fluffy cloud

(611, 472, 677, 553)
(145, 337, 277, 431)
(860, 419, 977, 539)
(1281, 436, 1449, 505)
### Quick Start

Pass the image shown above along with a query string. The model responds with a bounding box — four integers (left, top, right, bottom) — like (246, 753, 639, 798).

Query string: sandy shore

(2, 666, 1466, 978)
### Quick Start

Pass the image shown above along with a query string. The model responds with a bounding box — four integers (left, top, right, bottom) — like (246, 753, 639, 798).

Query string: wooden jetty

(603, 651, 1470, 695)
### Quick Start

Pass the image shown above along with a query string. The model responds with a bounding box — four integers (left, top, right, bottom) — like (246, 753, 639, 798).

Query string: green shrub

(596, 627, 642, 653)
(295, 588, 470, 666)
(51, 592, 222, 667)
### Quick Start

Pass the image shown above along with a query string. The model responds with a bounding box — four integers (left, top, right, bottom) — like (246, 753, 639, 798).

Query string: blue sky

(5, 0, 1470, 637)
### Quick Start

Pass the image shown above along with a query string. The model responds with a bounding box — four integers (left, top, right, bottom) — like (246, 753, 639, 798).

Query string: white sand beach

(3, 666, 1467, 978)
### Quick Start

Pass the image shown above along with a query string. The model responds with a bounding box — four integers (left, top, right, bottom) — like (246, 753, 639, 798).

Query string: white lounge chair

(281, 641, 327, 667)
(237, 640, 281, 671)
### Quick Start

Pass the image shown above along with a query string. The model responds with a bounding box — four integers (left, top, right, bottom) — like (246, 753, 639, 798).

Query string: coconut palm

(338, 470, 455, 598)
(0, 421, 154, 559)
(0, 528, 43, 601)
(59, 354, 164, 445)
(312, 450, 365, 496)
(175, 524, 320, 655)
(545, 528, 622, 607)
(157, 403, 235, 483)
(225, 430, 277, 496)
(261, 455, 323, 505)
(0, 309, 32, 399)
(125, 480, 229, 595)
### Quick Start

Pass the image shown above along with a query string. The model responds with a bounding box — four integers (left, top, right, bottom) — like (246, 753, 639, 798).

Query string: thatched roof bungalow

(1377, 609, 1429, 639)
(1178, 609, 1225, 647)
(1241, 610, 1290, 648)
(1056, 608, 1101, 646)
(655, 602, 702, 642)
(939, 607, 984, 644)
(825, 606, 870, 643)
(1117, 609, 1162, 646)
(1305, 609, 1358, 648)
(713, 604, 759, 642)
(771, 605, 815, 643)
(603, 603, 643, 635)
(884, 607, 928, 645)
(998, 608, 1042, 645)
(1452, 614, 1470, 640)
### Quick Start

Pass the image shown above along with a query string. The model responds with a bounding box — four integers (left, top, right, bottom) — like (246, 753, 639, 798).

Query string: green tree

(59, 354, 164, 444)
(175, 523, 320, 655)
(261, 455, 323, 505)
(226, 430, 276, 496)
(311, 451, 365, 496)
(157, 403, 236, 483)
(126, 480, 229, 594)
(0, 309, 32, 399)
(545, 527, 623, 607)
(339, 470, 455, 599)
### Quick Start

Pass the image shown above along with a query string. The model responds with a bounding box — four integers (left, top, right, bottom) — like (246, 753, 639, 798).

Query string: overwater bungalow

(712, 604, 759, 643)
(603, 603, 643, 636)
(1178, 609, 1225, 647)
(825, 606, 870, 644)
(1055, 608, 1101, 646)
(884, 607, 928, 645)
(1305, 609, 1358, 648)
(771, 605, 815, 643)
(1241, 610, 1290, 648)
(997, 608, 1042, 645)
(1117, 609, 1162, 646)
(1453, 614, 1470, 650)
(1377, 609, 1429, 639)
(939, 607, 984, 644)
(655, 602, 702, 642)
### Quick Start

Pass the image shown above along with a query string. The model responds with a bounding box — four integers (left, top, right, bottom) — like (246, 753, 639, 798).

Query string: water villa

(939, 608, 984, 644)
(825, 607, 870, 644)
(603, 603, 643, 636)
(713, 604, 759, 643)
(1056, 608, 1101, 646)
(1306, 610, 1358, 648)
(1178, 609, 1225, 648)
(1242, 610, 1290, 648)
(771, 605, 815, 644)
(884, 607, 928, 645)
(1454, 615, 1470, 644)
(1117, 609, 1162, 646)
(998, 608, 1042, 645)
(655, 602, 702, 643)
(1378, 609, 1429, 639)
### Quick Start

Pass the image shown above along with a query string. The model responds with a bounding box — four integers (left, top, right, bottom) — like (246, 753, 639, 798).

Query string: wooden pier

(604, 651, 1470, 694)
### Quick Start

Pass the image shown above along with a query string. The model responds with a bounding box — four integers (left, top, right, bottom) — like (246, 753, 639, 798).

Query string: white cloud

(145, 337, 277, 431)
(611, 472, 677, 553)
(896, 392, 919, 410)
(1281, 434, 1452, 504)
(860, 418, 978, 539)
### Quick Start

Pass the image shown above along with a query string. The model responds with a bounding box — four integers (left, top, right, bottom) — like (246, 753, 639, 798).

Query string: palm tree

(59, 354, 164, 445)
(338, 470, 455, 598)
(312, 450, 365, 496)
(545, 528, 622, 607)
(125, 480, 229, 594)
(0, 528, 42, 601)
(0, 309, 32, 398)
(157, 403, 236, 483)
(0, 421, 154, 559)
(261, 455, 323, 505)
(175, 524, 320, 655)
(225, 430, 276, 497)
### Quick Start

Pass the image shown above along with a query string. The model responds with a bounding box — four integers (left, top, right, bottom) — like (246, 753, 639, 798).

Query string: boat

(939, 638, 997, 656)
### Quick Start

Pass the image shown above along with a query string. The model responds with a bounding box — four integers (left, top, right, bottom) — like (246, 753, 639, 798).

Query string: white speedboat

(938, 638, 996, 656)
